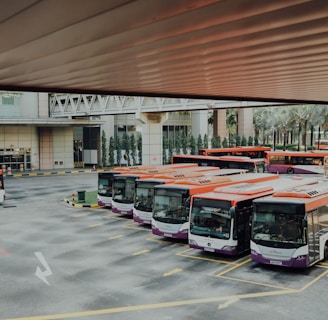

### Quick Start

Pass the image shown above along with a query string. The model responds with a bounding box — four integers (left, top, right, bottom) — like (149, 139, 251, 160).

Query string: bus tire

(287, 167, 294, 174)
(324, 241, 328, 261)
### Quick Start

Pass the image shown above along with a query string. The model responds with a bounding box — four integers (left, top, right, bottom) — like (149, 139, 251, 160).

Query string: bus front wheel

(324, 242, 328, 261)
(287, 168, 294, 174)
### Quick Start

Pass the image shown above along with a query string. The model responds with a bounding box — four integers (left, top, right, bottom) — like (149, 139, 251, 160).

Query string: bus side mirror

(302, 219, 307, 228)
(230, 207, 236, 219)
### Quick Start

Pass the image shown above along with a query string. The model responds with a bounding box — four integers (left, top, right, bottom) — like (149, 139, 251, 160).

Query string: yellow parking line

(146, 236, 188, 246)
(163, 268, 183, 277)
(108, 235, 124, 240)
(132, 249, 150, 256)
(177, 248, 237, 265)
(297, 268, 328, 292)
(219, 275, 292, 290)
(88, 223, 103, 228)
(215, 258, 251, 277)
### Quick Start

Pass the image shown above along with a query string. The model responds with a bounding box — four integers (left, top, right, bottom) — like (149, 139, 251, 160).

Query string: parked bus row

(98, 161, 328, 268)
(199, 146, 271, 158)
(97, 163, 200, 207)
(113, 167, 245, 216)
(133, 168, 245, 224)
(265, 150, 328, 174)
(172, 154, 266, 173)
(174, 150, 328, 175)
(99, 148, 328, 208)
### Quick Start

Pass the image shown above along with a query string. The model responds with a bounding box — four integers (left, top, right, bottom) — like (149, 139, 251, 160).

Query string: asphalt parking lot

(1, 172, 328, 320)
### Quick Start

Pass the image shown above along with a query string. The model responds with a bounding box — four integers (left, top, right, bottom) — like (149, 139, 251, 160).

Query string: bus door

(307, 210, 320, 264)
(235, 206, 252, 253)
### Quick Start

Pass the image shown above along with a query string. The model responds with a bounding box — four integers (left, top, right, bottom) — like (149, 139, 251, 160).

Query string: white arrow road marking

(35, 252, 52, 285)
(218, 298, 239, 310)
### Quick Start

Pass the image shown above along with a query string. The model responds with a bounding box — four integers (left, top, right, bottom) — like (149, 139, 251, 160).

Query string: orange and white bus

(265, 150, 328, 174)
(172, 154, 265, 173)
(189, 176, 317, 256)
(133, 168, 245, 225)
(314, 140, 328, 150)
(251, 181, 328, 268)
(152, 173, 279, 240)
(110, 163, 202, 215)
(98, 163, 198, 208)
(199, 146, 271, 158)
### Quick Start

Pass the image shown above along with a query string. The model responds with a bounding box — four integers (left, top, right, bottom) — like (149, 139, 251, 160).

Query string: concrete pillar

(136, 112, 168, 166)
(191, 110, 209, 138)
(38, 92, 49, 118)
(213, 109, 227, 139)
(238, 108, 253, 139)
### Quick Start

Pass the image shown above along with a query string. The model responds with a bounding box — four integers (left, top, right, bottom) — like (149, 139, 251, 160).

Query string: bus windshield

(113, 177, 135, 203)
(190, 198, 231, 239)
(252, 203, 305, 246)
(134, 181, 156, 212)
(153, 188, 189, 223)
(98, 177, 111, 196)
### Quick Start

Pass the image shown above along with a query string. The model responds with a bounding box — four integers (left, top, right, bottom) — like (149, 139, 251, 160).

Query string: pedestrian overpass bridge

(49, 93, 287, 165)
(49, 93, 284, 117)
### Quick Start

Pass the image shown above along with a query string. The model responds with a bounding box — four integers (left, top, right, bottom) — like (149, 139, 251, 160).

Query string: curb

(64, 198, 100, 208)
(4, 169, 96, 178)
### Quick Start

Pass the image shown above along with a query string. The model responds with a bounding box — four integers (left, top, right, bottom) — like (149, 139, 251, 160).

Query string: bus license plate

(270, 260, 282, 266)
(164, 233, 172, 237)
(205, 247, 215, 252)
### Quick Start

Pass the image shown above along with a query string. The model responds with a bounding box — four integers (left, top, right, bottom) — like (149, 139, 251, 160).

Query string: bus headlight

(222, 246, 237, 252)
(189, 239, 198, 246)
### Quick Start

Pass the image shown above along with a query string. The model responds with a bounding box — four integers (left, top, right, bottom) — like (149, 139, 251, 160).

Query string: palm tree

(290, 105, 313, 151)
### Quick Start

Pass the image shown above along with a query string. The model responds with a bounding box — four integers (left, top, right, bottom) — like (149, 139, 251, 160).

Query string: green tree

(190, 135, 196, 155)
(235, 135, 241, 146)
(116, 136, 122, 166)
(227, 109, 237, 145)
(137, 135, 142, 165)
(101, 130, 107, 167)
(222, 137, 228, 148)
(168, 139, 174, 163)
(248, 136, 253, 146)
(241, 135, 247, 146)
(130, 134, 137, 165)
(108, 136, 115, 167)
(175, 134, 181, 155)
(213, 135, 221, 148)
(197, 134, 202, 151)
(181, 134, 188, 154)
(124, 134, 131, 165)
(163, 137, 168, 164)
(203, 134, 208, 148)
(211, 136, 217, 148)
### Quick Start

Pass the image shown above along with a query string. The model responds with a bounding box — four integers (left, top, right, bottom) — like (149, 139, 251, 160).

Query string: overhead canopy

(0, 0, 327, 103)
